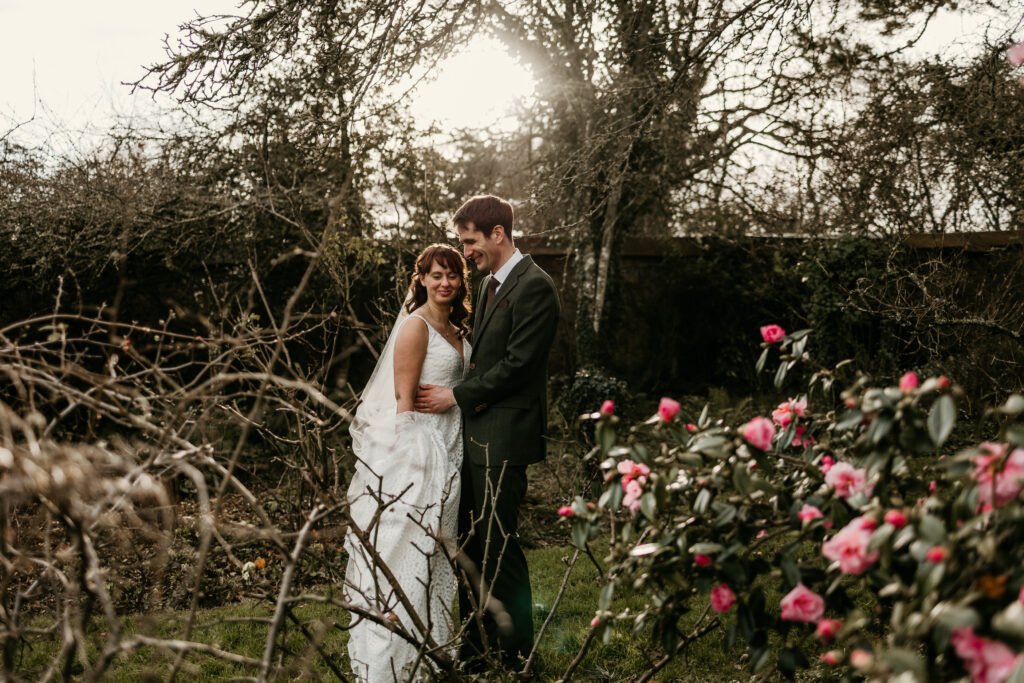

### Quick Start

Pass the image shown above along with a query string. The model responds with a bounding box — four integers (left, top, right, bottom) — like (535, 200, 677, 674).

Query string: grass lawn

(12, 542, 768, 682)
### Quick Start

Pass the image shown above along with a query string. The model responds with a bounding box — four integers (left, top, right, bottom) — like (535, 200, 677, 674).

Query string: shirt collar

(492, 249, 524, 288)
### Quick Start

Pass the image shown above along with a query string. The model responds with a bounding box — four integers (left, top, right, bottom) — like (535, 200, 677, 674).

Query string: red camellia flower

(694, 554, 712, 567)
(710, 584, 736, 613)
(816, 618, 842, 643)
(685, 423, 698, 433)
(599, 400, 615, 417)
(557, 506, 574, 518)
(884, 509, 908, 529)
(741, 416, 776, 451)
(658, 397, 681, 422)
(820, 651, 842, 666)
(926, 546, 947, 563)
(780, 583, 825, 623)
(899, 370, 920, 392)
(590, 616, 601, 628)
(937, 375, 952, 389)
(760, 324, 786, 344)
(797, 504, 823, 523)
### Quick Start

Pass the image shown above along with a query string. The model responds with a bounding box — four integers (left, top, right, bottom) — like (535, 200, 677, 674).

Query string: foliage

(564, 328, 1024, 682)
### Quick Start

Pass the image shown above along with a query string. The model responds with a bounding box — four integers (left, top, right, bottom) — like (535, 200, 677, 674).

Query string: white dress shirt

(492, 248, 524, 292)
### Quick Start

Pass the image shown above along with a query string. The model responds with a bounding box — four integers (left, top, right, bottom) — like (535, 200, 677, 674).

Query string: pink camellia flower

(822, 516, 880, 575)
(772, 397, 808, 427)
(617, 459, 651, 486)
(820, 651, 842, 666)
(937, 375, 952, 389)
(685, 423, 698, 433)
(972, 442, 1024, 511)
(590, 615, 601, 628)
(694, 554, 713, 568)
(884, 509, 908, 529)
(899, 371, 920, 392)
(780, 583, 825, 623)
(929, 480, 937, 493)
(850, 649, 874, 671)
(557, 506, 574, 517)
(760, 324, 786, 344)
(816, 618, 842, 643)
(951, 627, 1022, 683)
(599, 400, 615, 417)
(798, 504, 824, 523)
(622, 479, 644, 512)
(926, 546, 947, 563)
(742, 416, 776, 451)
(658, 397, 681, 422)
(825, 462, 873, 499)
(819, 454, 835, 474)
(710, 583, 736, 613)
(1007, 42, 1024, 68)
(791, 425, 814, 448)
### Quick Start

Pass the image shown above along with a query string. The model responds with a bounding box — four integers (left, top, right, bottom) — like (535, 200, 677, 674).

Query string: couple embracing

(344, 195, 561, 681)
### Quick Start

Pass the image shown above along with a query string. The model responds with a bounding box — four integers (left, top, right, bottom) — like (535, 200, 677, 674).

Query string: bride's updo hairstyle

(405, 243, 472, 338)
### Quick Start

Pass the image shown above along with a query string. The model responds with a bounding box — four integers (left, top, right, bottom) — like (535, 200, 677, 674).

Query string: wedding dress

(345, 310, 469, 682)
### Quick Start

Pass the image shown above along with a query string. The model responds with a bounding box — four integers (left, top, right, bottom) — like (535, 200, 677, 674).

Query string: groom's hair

(452, 195, 514, 240)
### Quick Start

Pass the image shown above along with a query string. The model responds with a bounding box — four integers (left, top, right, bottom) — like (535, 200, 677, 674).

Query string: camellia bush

(563, 326, 1024, 682)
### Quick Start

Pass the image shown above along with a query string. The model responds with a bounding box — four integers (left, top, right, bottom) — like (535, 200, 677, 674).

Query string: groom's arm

(451, 275, 560, 413)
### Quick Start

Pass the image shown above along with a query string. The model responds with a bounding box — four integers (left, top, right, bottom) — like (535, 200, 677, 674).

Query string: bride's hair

(405, 244, 472, 338)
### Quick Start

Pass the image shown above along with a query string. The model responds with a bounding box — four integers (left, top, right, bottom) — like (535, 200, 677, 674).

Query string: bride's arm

(393, 317, 428, 414)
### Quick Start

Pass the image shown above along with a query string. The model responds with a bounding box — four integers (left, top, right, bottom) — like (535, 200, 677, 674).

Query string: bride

(344, 244, 471, 682)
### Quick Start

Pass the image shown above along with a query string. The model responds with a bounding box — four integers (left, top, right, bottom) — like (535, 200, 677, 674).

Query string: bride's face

(420, 261, 462, 307)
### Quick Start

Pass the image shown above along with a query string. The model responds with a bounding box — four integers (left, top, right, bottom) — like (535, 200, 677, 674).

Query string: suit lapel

(474, 256, 532, 344)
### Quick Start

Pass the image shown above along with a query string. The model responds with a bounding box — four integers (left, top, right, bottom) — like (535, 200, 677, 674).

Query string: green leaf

(932, 603, 979, 630)
(732, 463, 753, 496)
(640, 492, 657, 521)
(571, 521, 589, 549)
(918, 515, 946, 544)
(835, 410, 863, 431)
(883, 648, 924, 678)
(780, 553, 801, 588)
(774, 361, 788, 389)
(996, 394, 1024, 416)
(599, 582, 614, 610)
(778, 647, 798, 680)
(755, 347, 770, 374)
(928, 395, 956, 448)
(694, 488, 712, 514)
(713, 504, 737, 528)
(689, 542, 725, 555)
(867, 415, 893, 445)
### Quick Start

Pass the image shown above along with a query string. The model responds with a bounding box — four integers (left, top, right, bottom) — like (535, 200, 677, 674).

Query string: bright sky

(0, 2, 1017, 147)
(0, 1, 537, 146)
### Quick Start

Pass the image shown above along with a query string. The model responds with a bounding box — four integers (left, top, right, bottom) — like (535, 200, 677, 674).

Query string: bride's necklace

(420, 306, 458, 341)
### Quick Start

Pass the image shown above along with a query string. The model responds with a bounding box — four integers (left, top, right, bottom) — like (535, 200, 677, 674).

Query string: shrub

(563, 327, 1024, 682)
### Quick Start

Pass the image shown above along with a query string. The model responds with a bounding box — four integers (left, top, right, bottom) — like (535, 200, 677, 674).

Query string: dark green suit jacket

(453, 255, 560, 467)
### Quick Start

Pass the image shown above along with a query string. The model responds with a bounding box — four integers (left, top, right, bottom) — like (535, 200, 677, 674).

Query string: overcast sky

(0, 2, 1018, 148)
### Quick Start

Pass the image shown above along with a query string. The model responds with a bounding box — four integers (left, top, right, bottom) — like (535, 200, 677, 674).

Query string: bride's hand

(415, 384, 456, 413)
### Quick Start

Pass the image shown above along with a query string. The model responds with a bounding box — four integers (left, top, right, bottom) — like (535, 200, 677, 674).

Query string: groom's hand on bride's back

(415, 384, 456, 413)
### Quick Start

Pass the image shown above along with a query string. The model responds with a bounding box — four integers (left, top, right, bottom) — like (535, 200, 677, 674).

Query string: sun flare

(408, 36, 537, 132)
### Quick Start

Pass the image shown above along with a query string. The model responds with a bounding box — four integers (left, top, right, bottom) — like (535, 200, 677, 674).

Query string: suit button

(469, 362, 476, 370)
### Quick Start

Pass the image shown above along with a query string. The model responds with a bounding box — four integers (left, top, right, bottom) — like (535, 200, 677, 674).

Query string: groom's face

(457, 222, 501, 274)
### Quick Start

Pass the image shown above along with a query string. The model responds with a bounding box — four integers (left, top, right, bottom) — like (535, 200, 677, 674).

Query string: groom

(416, 195, 560, 671)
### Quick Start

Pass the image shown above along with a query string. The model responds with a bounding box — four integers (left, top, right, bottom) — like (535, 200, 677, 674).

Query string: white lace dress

(344, 314, 468, 682)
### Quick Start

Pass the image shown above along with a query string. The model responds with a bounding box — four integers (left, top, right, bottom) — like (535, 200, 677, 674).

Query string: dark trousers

(457, 458, 533, 667)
